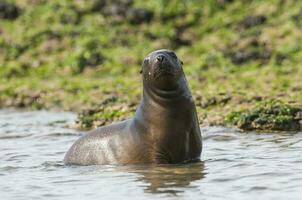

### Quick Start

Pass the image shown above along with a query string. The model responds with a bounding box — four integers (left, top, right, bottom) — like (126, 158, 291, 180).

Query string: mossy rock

(75, 96, 136, 129)
(225, 100, 302, 131)
(1, 0, 302, 128)
(0, 1, 21, 20)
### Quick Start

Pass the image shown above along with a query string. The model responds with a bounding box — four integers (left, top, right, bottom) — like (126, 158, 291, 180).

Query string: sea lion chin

(64, 49, 202, 165)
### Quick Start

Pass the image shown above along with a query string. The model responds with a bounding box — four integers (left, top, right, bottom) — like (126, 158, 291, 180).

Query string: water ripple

(0, 110, 302, 200)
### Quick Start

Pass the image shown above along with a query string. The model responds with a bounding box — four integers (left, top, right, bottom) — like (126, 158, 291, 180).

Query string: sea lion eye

(143, 58, 149, 66)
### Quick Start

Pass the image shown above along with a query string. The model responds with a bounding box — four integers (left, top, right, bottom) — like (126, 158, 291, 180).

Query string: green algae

(225, 100, 302, 131)
(0, 0, 302, 130)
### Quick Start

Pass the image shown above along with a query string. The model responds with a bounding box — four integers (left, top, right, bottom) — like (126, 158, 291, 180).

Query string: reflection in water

(133, 162, 205, 195)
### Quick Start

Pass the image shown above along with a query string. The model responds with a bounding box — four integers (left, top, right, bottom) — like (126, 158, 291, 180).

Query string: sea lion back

(64, 120, 131, 165)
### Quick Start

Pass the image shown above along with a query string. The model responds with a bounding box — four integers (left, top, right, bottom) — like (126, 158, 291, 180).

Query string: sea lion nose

(156, 55, 164, 63)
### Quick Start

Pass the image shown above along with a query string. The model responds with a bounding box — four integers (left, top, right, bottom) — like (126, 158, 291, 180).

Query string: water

(0, 109, 301, 200)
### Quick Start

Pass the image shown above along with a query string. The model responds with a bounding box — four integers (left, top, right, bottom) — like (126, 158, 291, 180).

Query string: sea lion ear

(139, 69, 142, 74)
(180, 60, 184, 65)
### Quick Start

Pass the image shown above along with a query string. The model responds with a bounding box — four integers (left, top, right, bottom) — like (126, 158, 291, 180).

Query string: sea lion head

(141, 49, 184, 90)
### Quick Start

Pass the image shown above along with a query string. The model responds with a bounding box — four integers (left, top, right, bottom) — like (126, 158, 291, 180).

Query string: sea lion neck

(142, 76, 191, 104)
(132, 74, 199, 163)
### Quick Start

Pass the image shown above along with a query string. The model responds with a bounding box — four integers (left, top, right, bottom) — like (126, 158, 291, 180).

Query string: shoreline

(1, 0, 302, 131)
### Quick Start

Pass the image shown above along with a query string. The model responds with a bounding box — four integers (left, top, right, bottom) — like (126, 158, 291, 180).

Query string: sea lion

(64, 49, 202, 165)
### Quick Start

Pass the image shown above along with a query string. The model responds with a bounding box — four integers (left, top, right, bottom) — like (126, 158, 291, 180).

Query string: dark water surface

(0, 109, 301, 199)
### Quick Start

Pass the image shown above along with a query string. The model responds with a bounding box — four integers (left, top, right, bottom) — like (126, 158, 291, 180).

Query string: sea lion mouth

(153, 63, 176, 79)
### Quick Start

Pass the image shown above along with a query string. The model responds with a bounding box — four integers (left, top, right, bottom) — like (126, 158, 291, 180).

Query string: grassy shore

(1, 0, 302, 130)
